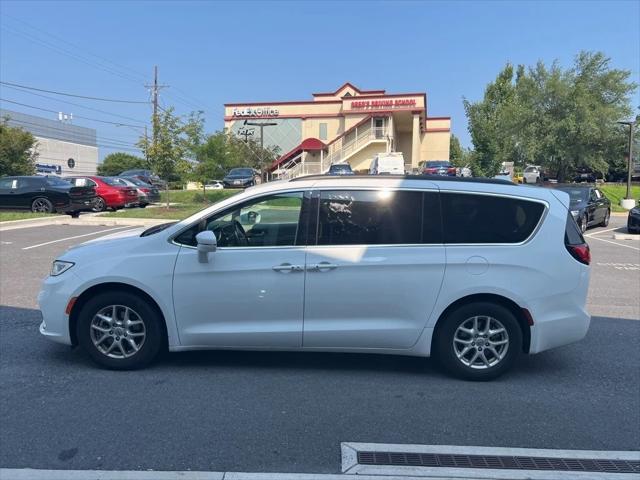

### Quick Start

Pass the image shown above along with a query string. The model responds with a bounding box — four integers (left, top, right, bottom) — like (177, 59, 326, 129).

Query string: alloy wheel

(90, 305, 146, 359)
(32, 198, 52, 213)
(452, 316, 509, 369)
(580, 216, 587, 233)
(93, 198, 106, 212)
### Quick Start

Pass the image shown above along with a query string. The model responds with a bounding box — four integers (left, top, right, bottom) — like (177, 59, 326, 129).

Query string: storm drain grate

(356, 451, 640, 474)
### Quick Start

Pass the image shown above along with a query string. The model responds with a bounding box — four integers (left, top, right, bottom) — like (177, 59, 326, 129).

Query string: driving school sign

(350, 98, 417, 109)
(232, 107, 279, 117)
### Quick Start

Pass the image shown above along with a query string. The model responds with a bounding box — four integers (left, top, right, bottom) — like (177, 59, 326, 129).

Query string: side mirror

(196, 230, 217, 263)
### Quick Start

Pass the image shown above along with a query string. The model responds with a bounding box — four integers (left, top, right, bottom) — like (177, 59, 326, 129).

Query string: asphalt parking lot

(0, 217, 638, 474)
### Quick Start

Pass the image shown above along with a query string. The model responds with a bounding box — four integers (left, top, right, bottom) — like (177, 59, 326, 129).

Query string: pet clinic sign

(232, 106, 280, 117)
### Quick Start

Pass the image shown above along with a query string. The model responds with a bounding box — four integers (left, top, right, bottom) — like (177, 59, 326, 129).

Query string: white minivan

(369, 152, 405, 175)
(39, 175, 591, 380)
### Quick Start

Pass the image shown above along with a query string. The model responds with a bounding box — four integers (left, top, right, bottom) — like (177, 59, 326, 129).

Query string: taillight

(566, 244, 590, 265)
(140, 188, 150, 193)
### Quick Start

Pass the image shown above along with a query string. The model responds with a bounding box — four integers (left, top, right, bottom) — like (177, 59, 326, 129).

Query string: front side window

(441, 192, 545, 244)
(316, 190, 439, 245)
(175, 192, 304, 248)
(46, 177, 72, 187)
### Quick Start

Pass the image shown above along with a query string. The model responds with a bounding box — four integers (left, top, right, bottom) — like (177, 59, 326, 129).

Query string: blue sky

(1, 0, 638, 160)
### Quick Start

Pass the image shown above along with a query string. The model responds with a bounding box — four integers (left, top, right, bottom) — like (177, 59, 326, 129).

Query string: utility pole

(145, 65, 168, 153)
(245, 120, 277, 181)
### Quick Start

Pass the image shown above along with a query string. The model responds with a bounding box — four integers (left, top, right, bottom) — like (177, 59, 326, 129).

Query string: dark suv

(0, 176, 96, 217)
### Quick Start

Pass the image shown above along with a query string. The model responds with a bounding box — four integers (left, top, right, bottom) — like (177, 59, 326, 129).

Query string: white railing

(321, 118, 388, 172)
(278, 161, 322, 180)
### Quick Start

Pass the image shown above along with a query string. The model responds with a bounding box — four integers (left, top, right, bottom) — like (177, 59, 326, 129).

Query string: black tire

(69, 212, 80, 218)
(522, 178, 527, 184)
(92, 197, 106, 212)
(600, 209, 610, 227)
(139, 203, 147, 208)
(433, 302, 522, 381)
(76, 290, 165, 370)
(31, 197, 53, 213)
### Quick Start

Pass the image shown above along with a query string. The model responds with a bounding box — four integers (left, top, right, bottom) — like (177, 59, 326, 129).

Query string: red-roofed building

(224, 83, 450, 178)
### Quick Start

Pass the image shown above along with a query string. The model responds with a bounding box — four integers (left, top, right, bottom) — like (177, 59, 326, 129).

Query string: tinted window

(316, 190, 436, 245)
(0, 178, 17, 189)
(46, 177, 71, 187)
(18, 177, 43, 188)
(555, 187, 588, 202)
(565, 213, 585, 246)
(441, 193, 544, 244)
(228, 168, 253, 176)
(174, 192, 304, 248)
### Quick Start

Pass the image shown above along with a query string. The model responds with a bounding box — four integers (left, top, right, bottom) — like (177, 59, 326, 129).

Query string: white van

(369, 152, 405, 175)
(39, 175, 591, 380)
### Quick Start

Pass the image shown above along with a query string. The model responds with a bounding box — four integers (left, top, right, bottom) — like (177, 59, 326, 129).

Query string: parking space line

(585, 227, 619, 237)
(22, 226, 135, 250)
(587, 235, 640, 251)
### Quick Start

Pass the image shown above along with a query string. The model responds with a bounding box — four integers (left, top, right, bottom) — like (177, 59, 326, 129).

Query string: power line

(5, 118, 141, 148)
(0, 98, 145, 129)
(1, 22, 147, 86)
(3, 14, 149, 80)
(0, 81, 150, 104)
(1, 84, 149, 124)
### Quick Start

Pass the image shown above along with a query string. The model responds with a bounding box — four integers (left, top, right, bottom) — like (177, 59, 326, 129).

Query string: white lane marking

(587, 235, 640, 251)
(1, 241, 12, 245)
(22, 226, 133, 250)
(585, 227, 619, 237)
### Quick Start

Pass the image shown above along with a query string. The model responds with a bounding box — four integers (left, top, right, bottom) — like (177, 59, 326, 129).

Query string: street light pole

(245, 120, 277, 181)
(618, 120, 635, 200)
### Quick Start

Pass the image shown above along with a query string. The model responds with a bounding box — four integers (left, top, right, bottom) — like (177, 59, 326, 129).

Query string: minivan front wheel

(434, 302, 522, 380)
(76, 291, 164, 369)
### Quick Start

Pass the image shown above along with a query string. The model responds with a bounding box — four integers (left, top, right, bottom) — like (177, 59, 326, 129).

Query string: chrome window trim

(170, 185, 550, 249)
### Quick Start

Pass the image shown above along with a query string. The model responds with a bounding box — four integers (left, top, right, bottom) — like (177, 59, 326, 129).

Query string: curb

(613, 233, 640, 241)
(0, 470, 453, 480)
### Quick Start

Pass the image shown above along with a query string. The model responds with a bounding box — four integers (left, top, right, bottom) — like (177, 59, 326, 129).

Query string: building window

(319, 123, 327, 141)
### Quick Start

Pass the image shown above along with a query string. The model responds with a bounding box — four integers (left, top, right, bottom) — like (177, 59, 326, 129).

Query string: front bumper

(628, 213, 640, 232)
(38, 271, 84, 346)
(223, 179, 252, 188)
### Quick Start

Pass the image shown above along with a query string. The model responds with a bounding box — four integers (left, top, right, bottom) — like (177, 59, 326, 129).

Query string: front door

(303, 188, 446, 349)
(172, 191, 308, 347)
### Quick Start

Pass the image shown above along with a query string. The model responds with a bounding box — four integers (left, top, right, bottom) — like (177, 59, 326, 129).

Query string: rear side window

(316, 190, 441, 245)
(565, 213, 585, 246)
(441, 193, 545, 244)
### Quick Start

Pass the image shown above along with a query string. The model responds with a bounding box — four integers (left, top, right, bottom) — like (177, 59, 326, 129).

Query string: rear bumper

(529, 308, 591, 354)
(61, 198, 96, 213)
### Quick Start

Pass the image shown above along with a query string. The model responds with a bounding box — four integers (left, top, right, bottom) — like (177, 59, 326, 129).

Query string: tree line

(2, 51, 637, 182)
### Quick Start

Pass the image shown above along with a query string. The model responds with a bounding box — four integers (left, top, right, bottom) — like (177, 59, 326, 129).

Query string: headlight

(570, 210, 580, 217)
(51, 260, 74, 276)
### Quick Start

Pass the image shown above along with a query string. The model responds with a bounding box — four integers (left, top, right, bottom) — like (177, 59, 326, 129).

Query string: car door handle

(308, 262, 338, 272)
(272, 263, 304, 273)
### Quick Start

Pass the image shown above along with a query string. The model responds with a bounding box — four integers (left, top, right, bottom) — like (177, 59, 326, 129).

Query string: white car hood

(81, 226, 147, 245)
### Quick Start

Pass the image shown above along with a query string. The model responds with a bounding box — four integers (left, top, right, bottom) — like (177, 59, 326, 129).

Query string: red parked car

(65, 176, 139, 212)
(420, 160, 457, 176)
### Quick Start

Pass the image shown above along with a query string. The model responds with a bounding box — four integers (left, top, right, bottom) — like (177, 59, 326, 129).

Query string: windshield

(330, 164, 351, 171)
(228, 168, 253, 176)
(123, 177, 147, 186)
(555, 187, 589, 202)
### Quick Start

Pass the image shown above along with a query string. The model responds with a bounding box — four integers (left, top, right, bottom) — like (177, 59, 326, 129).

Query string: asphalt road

(0, 218, 638, 474)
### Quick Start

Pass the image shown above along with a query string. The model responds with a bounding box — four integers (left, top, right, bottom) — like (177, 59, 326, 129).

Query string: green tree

(449, 133, 466, 167)
(464, 52, 637, 180)
(97, 152, 147, 176)
(0, 118, 38, 176)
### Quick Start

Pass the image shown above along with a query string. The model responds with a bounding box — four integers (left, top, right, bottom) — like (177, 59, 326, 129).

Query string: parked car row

(0, 174, 161, 215)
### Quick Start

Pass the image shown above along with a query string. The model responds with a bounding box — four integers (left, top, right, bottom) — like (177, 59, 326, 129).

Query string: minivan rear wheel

(76, 291, 164, 370)
(434, 302, 522, 380)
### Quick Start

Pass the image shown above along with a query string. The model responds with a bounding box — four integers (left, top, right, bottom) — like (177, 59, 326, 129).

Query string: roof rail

(290, 174, 515, 185)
